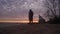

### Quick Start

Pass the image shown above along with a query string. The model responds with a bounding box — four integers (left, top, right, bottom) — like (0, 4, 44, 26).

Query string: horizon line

(0, 21, 38, 23)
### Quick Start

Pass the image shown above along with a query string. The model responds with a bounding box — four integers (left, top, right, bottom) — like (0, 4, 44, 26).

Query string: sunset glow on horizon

(0, 20, 38, 23)
(0, 17, 38, 23)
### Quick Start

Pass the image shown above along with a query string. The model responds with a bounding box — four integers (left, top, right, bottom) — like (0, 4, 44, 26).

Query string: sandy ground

(0, 23, 60, 34)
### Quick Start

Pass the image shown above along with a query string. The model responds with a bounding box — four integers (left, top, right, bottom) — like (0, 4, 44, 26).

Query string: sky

(0, 0, 48, 22)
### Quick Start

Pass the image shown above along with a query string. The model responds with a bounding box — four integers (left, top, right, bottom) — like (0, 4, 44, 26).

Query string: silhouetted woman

(29, 9, 34, 23)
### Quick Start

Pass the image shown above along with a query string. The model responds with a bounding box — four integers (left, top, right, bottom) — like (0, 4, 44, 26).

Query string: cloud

(0, 0, 46, 20)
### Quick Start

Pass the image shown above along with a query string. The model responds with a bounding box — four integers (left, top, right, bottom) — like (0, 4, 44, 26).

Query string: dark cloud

(0, 0, 46, 20)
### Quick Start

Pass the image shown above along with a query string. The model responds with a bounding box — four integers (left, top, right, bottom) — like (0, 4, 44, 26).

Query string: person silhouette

(38, 15, 45, 24)
(28, 9, 34, 24)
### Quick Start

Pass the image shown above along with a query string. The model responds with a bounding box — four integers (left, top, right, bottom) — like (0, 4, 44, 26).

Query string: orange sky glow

(0, 18, 38, 23)
(0, 20, 38, 23)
